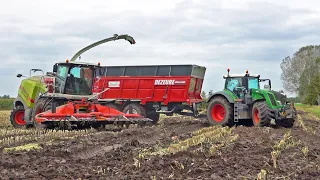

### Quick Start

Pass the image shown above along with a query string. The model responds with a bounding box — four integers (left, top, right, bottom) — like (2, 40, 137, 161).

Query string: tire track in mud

(72, 144, 123, 160)
(1, 111, 319, 179)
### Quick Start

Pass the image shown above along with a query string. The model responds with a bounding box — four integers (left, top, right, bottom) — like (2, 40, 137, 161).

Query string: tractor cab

(223, 69, 261, 100)
(52, 60, 102, 95)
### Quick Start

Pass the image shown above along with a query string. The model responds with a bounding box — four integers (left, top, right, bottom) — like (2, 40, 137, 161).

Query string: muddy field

(0, 110, 319, 180)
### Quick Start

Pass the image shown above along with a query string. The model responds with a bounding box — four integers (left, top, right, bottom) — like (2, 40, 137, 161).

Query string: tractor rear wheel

(207, 96, 234, 126)
(10, 106, 26, 128)
(251, 101, 272, 127)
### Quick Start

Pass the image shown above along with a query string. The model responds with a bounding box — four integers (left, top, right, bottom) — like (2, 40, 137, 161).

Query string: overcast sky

(1, 0, 320, 97)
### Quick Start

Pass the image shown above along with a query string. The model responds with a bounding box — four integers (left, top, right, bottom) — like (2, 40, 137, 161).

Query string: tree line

(280, 45, 320, 105)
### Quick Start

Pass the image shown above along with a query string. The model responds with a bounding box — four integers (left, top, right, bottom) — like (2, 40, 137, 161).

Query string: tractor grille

(268, 93, 278, 106)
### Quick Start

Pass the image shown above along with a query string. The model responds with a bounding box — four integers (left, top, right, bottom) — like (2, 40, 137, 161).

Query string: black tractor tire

(31, 98, 51, 129)
(10, 106, 26, 128)
(207, 96, 234, 126)
(251, 101, 272, 127)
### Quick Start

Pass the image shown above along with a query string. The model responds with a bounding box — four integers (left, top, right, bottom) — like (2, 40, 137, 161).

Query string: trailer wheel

(10, 106, 26, 128)
(252, 101, 272, 127)
(207, 96, 234, 126)
(122, 103, 147, 116)
(147, 111, 160, 124)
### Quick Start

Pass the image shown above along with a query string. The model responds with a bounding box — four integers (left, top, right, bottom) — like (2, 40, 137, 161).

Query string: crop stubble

(0, 111, 319, 179)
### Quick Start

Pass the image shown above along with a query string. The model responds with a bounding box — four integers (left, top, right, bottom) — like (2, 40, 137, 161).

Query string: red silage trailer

(92, 64, 206, 123)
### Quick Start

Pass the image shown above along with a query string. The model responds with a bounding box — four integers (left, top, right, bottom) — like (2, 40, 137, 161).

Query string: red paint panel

(121, 89, 137, 98)
(139, 79, 154, 89)
(122, 79, 139, 89)
(96, 76, 203, 103)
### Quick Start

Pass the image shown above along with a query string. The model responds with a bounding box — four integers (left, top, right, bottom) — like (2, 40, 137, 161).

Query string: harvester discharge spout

(70, 34, 136, 62)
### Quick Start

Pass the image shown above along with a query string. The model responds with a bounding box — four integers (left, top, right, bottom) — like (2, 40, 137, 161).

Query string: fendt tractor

(10, 34, 206, 129)
(206, 69, 297, 128)
(10, 34, 155, 129)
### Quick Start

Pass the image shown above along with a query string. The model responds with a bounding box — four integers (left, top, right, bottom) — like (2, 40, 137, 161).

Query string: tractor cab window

(248, 77, 259, 89)
(65, 66, 93, 95)
(225, 77, 243, 92)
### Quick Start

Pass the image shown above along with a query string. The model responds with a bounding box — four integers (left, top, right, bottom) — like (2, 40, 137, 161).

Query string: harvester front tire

(31, 99, 50, 129)
(10, 106, 26, 128)
(207, 96, 234, 126)
(252, 101, 272, 127)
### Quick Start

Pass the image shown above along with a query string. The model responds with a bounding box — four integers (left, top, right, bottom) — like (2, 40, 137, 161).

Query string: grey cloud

(1, 0, 320, 97)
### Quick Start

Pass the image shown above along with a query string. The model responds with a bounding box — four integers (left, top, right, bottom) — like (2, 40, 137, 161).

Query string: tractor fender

(207, 91, 234, 103)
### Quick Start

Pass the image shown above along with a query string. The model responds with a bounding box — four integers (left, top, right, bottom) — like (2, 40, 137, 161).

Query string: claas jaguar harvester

(10, 34, 206, 129)
(10, 34, 154, 129)
(206, 69, 296, 128)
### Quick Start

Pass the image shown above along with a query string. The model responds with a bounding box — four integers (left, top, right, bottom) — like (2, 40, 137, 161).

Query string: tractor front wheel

(10, 106, 26, 128)
(251, 101, 272, 127)
(207, 96, 234, 126)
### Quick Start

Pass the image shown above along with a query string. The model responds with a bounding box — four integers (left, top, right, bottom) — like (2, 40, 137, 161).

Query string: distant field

(0, 98, 14, 110)
(296, 104, 320, 119)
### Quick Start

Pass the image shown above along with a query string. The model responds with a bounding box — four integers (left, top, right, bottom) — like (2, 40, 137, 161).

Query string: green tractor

(206, 69, 296, 128)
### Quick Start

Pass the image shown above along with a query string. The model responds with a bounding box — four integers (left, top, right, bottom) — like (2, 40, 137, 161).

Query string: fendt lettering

(154, 80, 175, 85)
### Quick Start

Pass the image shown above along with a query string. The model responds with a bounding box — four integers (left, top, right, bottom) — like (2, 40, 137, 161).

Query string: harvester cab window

(66, 66, 93, 95)
(55, 65, 68, 93)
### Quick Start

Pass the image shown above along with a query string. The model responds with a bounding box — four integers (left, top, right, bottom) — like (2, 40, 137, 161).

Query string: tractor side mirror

(264, 84, 271, 90)
(53, 64, 58, 73)
(17, 74, 23, 78)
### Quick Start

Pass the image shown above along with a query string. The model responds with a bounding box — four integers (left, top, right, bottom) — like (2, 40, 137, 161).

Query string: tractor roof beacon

(206, 68, 297, 128)
(10, 34, 153, 129)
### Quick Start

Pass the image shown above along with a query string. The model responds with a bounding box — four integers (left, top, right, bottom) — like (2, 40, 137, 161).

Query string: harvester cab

(206, 69, 296, 128)
(10, 34, 152, 129)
